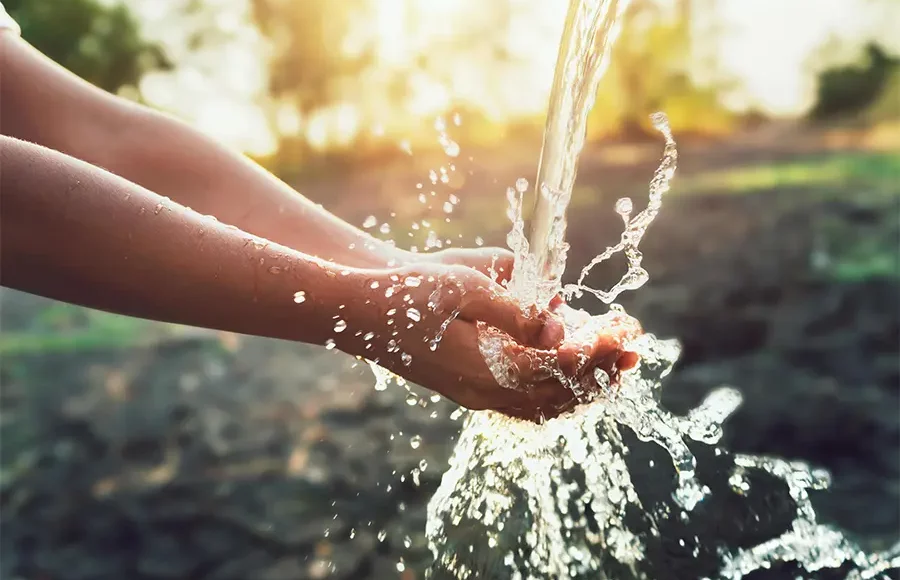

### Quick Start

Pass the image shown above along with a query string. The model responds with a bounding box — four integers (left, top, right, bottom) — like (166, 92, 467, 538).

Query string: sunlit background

(61, 0, 899, 156)
(3, 1, 899, 578)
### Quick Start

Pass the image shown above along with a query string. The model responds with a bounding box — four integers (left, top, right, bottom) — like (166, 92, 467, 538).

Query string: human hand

(477, 307, 642, 421)
(408, 246, 515, 284)
(339, 262, 639, 422)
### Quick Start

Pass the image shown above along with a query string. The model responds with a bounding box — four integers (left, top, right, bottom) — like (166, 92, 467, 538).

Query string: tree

(6, 0, 170, 94)
(250, 0, 371, 123)
(810, 42, 899, 121)
(587, 0, 735, 140)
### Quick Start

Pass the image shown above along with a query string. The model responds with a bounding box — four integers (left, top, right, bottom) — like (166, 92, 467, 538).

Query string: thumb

(436, 248, 515, 285)
(456, 274, 562, 348)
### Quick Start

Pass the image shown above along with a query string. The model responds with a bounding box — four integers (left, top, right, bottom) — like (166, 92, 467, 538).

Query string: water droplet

(515, 177, 529, 193)
(439, 135, 460, 157)
(362, 216, 377, 229)
(429, 169, 438, 184)
(400, 352, 413, 366)
(409, 435, 422, 449)
(377, 529, 387, 542)
(449, 193, 460, 204)
(370, 280, 380, 289)
(418, 193, 427, 203)
(268, 266, 281, 275)
(442, 202, 454, 213)
(453, 112, 462, 126)
(349, 528, 356, 539)
(650, 111, 669, 130)
(379, 222, 391, 234)
(406, 308, 421, 322)
(293, 291, 307, 304)
(594, 368, 611, 391)
(403, 535, 412, 548)
(475, 236, 484, 246)
(386, 339, 399, 353)
(425, 230, 442, 249)
(324, 339, 336, 350)
(363, 332, 375, 341)
(615, 197, 633, 216)
(333, 320, 347, 333)
(419, 459, 428, 470)
(405, 393, 418, 406)
(404, 276, 422, 287)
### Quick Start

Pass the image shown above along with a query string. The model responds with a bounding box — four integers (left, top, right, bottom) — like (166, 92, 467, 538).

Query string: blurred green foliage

(589, 0, 735, 140)
(683, 152, 900, 196)
(6, 0, 170, 93)
(250, 0, 369, 117)
(0, 297, 153, 355)
(810, 43, 899, 121)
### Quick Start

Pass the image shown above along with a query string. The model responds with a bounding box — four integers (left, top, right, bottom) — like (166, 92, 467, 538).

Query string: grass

(0, 301, 197, 356)
(639, 150, 899, 283)
(680, 151, 900, 197)
(815, 211, 899, 282)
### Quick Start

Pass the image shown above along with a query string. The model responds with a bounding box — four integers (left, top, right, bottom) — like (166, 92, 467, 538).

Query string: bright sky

(716, 0, 899, 113)
(125, 0, 897, 154)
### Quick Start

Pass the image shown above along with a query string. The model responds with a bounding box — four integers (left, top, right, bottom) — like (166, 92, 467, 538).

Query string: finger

(458, 283, 558, 348)
(482, 248, 515, 284)
(502, 342, 557, 384)
(495, 379, 580, 423)
(549, 294, 565, 310)
(440, 247, 515, 284)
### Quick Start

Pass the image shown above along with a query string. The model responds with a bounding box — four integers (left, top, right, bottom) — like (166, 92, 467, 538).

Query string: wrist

(322, 266, 413, 370)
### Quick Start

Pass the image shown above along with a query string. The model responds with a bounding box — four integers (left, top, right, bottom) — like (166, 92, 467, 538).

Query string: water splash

(428, 332, 900, 579)
(421, 0, 899, 576)
(506, 0, 632, 310)
(564, 113, 676, 304)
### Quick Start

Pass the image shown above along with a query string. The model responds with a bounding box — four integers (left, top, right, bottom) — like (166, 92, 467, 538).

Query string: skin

(0, 33, 640, 421)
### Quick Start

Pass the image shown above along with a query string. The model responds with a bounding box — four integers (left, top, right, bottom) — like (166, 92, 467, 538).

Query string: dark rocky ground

(1, 130, 898, 579)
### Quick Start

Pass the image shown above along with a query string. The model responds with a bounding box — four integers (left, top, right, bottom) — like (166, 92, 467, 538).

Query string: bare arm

(2, 135, 589, 418)
(0, 34, 402, 268)
(0, 134, 359, 343)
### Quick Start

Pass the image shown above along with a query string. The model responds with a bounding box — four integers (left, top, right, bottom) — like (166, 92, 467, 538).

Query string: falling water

(506, 0, 630, 310)
(421, 0, 900, 578)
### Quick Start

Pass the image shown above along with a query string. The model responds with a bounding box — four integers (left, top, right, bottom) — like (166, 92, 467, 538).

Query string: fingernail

(618, 351, 640, 371)
(538, 315, 565, 349)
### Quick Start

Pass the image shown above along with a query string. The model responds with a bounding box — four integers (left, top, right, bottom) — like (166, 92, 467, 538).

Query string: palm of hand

(357, 259, 641, 423)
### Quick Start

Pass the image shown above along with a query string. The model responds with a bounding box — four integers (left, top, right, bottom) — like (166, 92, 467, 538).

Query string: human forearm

(106, 106, 406, 268)
(0, 35, 403, 268)
(0, 135, 357, 344)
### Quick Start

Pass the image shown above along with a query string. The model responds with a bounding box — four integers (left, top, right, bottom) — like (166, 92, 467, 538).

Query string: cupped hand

(481, 308, 642, 421)
(343, 261, 640, 422)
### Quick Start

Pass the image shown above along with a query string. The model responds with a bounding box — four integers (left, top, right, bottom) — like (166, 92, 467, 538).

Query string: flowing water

(418, 0, 900, 578)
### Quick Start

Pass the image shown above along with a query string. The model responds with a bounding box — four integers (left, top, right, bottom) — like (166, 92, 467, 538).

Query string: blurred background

(1, 0, 898, 578)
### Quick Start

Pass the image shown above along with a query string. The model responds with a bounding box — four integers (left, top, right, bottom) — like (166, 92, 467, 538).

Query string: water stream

(421, 0, 900, 578)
